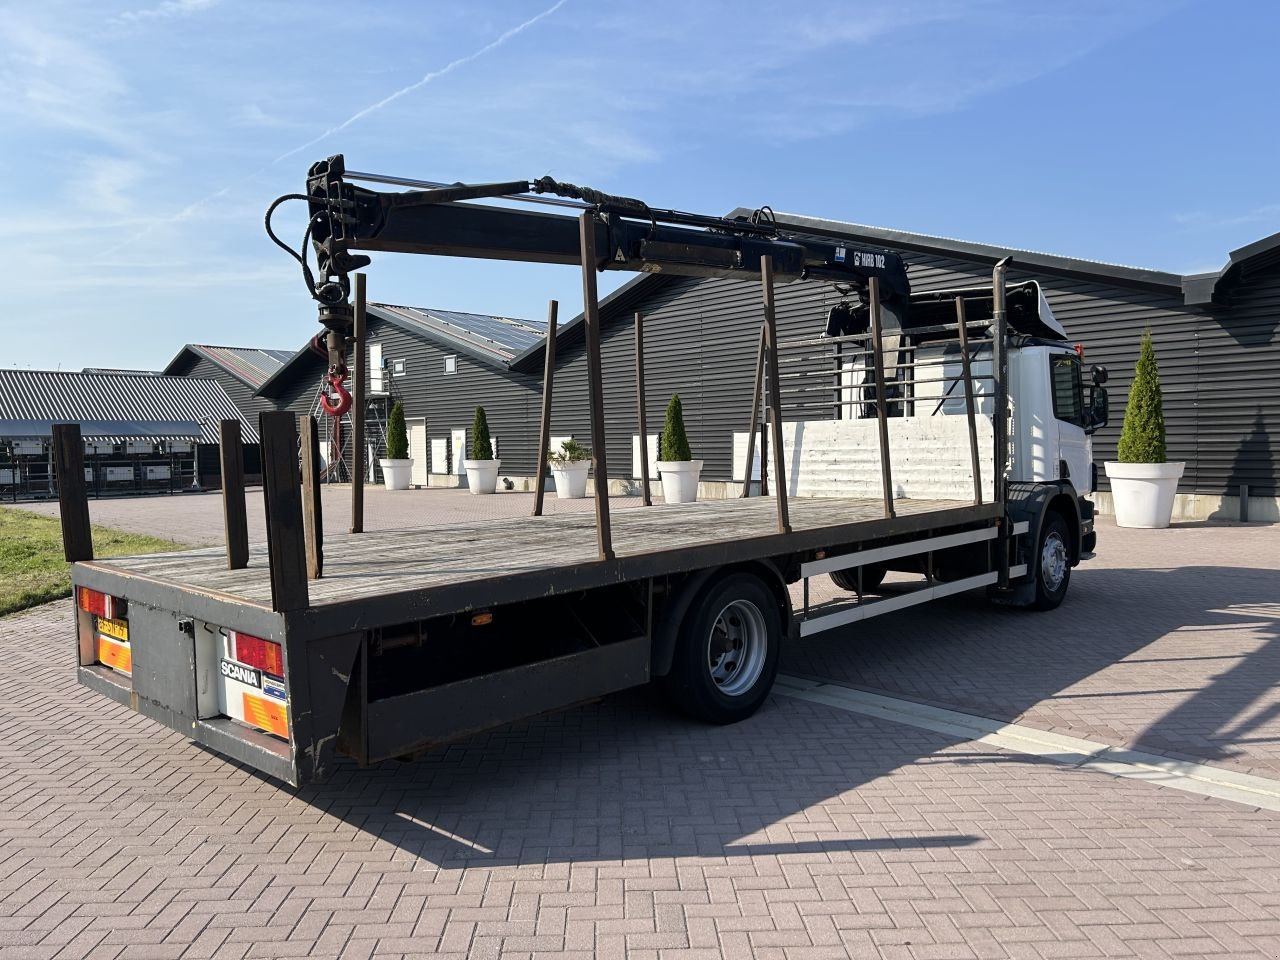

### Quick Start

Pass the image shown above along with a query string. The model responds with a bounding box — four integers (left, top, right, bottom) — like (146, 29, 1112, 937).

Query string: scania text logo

(219, 659, 261, 688)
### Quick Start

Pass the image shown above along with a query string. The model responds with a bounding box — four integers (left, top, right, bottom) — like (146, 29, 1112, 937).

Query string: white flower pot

(1104, 461, 1185, 528)
(550, 461, 590, 499)
(379, 458, 412, 491)
(656, 459, 703, 504)
(464, 459, 501, 495)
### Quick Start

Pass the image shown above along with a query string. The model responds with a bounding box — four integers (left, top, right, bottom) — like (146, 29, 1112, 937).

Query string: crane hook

(319, 366, 352, 418)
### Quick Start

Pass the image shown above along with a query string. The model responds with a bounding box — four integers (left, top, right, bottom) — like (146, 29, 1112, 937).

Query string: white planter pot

(1104, 461, 1185, 528)
(464, 459, 501, 495)
(550, 461, 590, 499)
(379, 458, 413, 491)
(656, 459, 704, 504)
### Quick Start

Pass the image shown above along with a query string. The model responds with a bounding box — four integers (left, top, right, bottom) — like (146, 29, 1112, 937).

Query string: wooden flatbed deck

(85, 496, 994, 630)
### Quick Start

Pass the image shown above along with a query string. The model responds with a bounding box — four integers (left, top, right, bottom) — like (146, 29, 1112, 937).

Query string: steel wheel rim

(707, 599, 767, 697)
(1041, 532, 1068, 592)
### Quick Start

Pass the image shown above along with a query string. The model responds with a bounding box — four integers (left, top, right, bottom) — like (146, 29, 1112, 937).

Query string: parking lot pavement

(4, 493, 1279, 957)
(3, 603, 1280, 960)
(785, 520, 1280, 779)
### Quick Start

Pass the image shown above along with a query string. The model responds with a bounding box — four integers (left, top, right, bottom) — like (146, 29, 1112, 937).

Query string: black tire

(1032, 512, 1072, 611)
(829, 564, 887, 593)
(661, 572, 782, 724)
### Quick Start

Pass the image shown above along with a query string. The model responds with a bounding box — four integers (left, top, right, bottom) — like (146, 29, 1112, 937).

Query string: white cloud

(0, 19, 133, 148)
(116, 0, 219, 24)
(1174, 204, 1280, 230)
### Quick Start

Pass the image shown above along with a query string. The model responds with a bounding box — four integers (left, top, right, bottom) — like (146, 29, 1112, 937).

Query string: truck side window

(1051, 355, 1085, 427)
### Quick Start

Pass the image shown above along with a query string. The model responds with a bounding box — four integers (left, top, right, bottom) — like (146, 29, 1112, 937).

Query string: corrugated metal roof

(0, 369, 255, 444)
(81, 368, 165, 377)
(167, 345, 294, 388)
(370, 303, 547, 364)
(738, 209, 1185, 292)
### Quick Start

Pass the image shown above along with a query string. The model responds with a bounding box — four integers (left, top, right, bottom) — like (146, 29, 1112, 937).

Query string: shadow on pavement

(783, 564, 1280, 770)
(269, 688, 987, 867)
(213, 565, 1276, 866)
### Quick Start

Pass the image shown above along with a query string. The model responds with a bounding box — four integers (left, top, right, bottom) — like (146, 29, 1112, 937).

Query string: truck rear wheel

(829, 564, 887, 593)
(1032, 513, 1071, 610)
(662, 572, 782, 724)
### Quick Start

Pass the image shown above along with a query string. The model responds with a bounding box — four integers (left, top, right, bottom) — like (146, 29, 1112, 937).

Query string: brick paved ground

(786, 521, 1280, 778)
(2, 603, 1280, 960)
(3, 494, 1278, 957)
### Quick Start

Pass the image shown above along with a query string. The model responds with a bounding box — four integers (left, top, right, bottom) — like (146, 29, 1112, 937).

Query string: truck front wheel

(1032, 512, 1072, 610)
(662, 572, 782, 724)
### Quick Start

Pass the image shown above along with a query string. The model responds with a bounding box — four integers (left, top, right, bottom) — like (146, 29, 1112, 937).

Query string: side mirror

(1091, 364, 1108, 385)
(1085, 384, 1109, 434)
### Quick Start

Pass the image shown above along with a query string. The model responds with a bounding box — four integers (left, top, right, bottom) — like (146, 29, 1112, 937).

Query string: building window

(1051, 354, 1084, 427)
(444, 355, 457, 375)
(392, 359, 407, 377)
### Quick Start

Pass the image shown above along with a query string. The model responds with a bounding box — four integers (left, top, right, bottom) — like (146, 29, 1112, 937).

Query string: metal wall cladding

(572, 252, 1276, 497)
(1197, 267, 1280, 495)
(257, 255, 1278, 498)
(273, 315, 542, 475)
(362, 317, 540, 473)
(171, 355, 284, 426)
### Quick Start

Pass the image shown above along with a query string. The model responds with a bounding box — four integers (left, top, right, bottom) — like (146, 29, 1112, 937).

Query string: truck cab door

(1050, 351, 1092, 493)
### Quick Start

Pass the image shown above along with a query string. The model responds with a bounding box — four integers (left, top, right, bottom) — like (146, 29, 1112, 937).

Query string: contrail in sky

(273, 0, 569, 166)
(96, 0, 569, 259)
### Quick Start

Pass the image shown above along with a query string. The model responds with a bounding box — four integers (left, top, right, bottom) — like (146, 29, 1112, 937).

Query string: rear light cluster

(78, 587, 123, 620)
(227, 631, 284, 678)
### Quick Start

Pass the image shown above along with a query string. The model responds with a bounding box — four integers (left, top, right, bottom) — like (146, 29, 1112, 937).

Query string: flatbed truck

(63, 159, 1109, 786)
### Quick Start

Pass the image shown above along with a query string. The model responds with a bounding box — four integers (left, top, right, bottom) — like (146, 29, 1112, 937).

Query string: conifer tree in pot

(655, 394, 703, 504)
(547, 437, 591, 500)
(1104, 329, 1184, 528)
(463, 405, 501, 495)
(379, 400, 414, 491)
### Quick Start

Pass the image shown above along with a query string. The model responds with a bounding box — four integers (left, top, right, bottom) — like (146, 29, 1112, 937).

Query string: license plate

(98, 616, 129, 642)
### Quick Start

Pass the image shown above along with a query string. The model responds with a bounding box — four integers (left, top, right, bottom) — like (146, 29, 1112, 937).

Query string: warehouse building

(0, 369, 256, 498)
(255, 303, 545, 484)
(163, 343, 293, 423)
(481, 217, 1275, 520)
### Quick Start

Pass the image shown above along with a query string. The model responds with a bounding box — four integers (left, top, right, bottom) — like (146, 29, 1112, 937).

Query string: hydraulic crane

(265, 154, 912, 413)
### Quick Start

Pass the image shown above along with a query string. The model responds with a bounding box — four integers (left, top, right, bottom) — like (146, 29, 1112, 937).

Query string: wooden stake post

(299, 415, 324, 580)
(532, 300, 558, 517)
(51, 423, 92, 562)
(867, 277, 896, 519)
(578, 213, 614, 561)
(218, 419, 248, 569)
(635, 312, 652, 507)
(759, 258, 791, 534)
(259, 411, 309, 611)
(350, 272, 367, 534)
(740, 326, 766, 498)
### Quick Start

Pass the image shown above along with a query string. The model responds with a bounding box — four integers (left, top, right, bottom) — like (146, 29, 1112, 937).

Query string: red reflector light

(77, 587, 114, 620)
(231, 632, 284, 678)
(1074, 343, 1085, 358)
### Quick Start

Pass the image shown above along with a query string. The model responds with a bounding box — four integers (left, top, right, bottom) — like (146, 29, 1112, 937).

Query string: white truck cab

(1008, 344, 1095, 494)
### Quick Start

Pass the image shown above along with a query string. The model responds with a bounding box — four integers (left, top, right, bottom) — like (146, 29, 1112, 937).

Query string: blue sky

(3, 0, 1277, 371)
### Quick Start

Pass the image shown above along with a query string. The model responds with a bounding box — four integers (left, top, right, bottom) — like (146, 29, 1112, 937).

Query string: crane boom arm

(293, 154, 910, 334)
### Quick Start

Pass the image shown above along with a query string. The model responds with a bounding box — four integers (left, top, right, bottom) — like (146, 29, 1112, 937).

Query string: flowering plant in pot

(378, 400, 413, 491)
(655, 394, 703, 504)
(1104, 330, 1184, 527)
(463, 405, 501, 495)
(547, 438, 591, 500)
